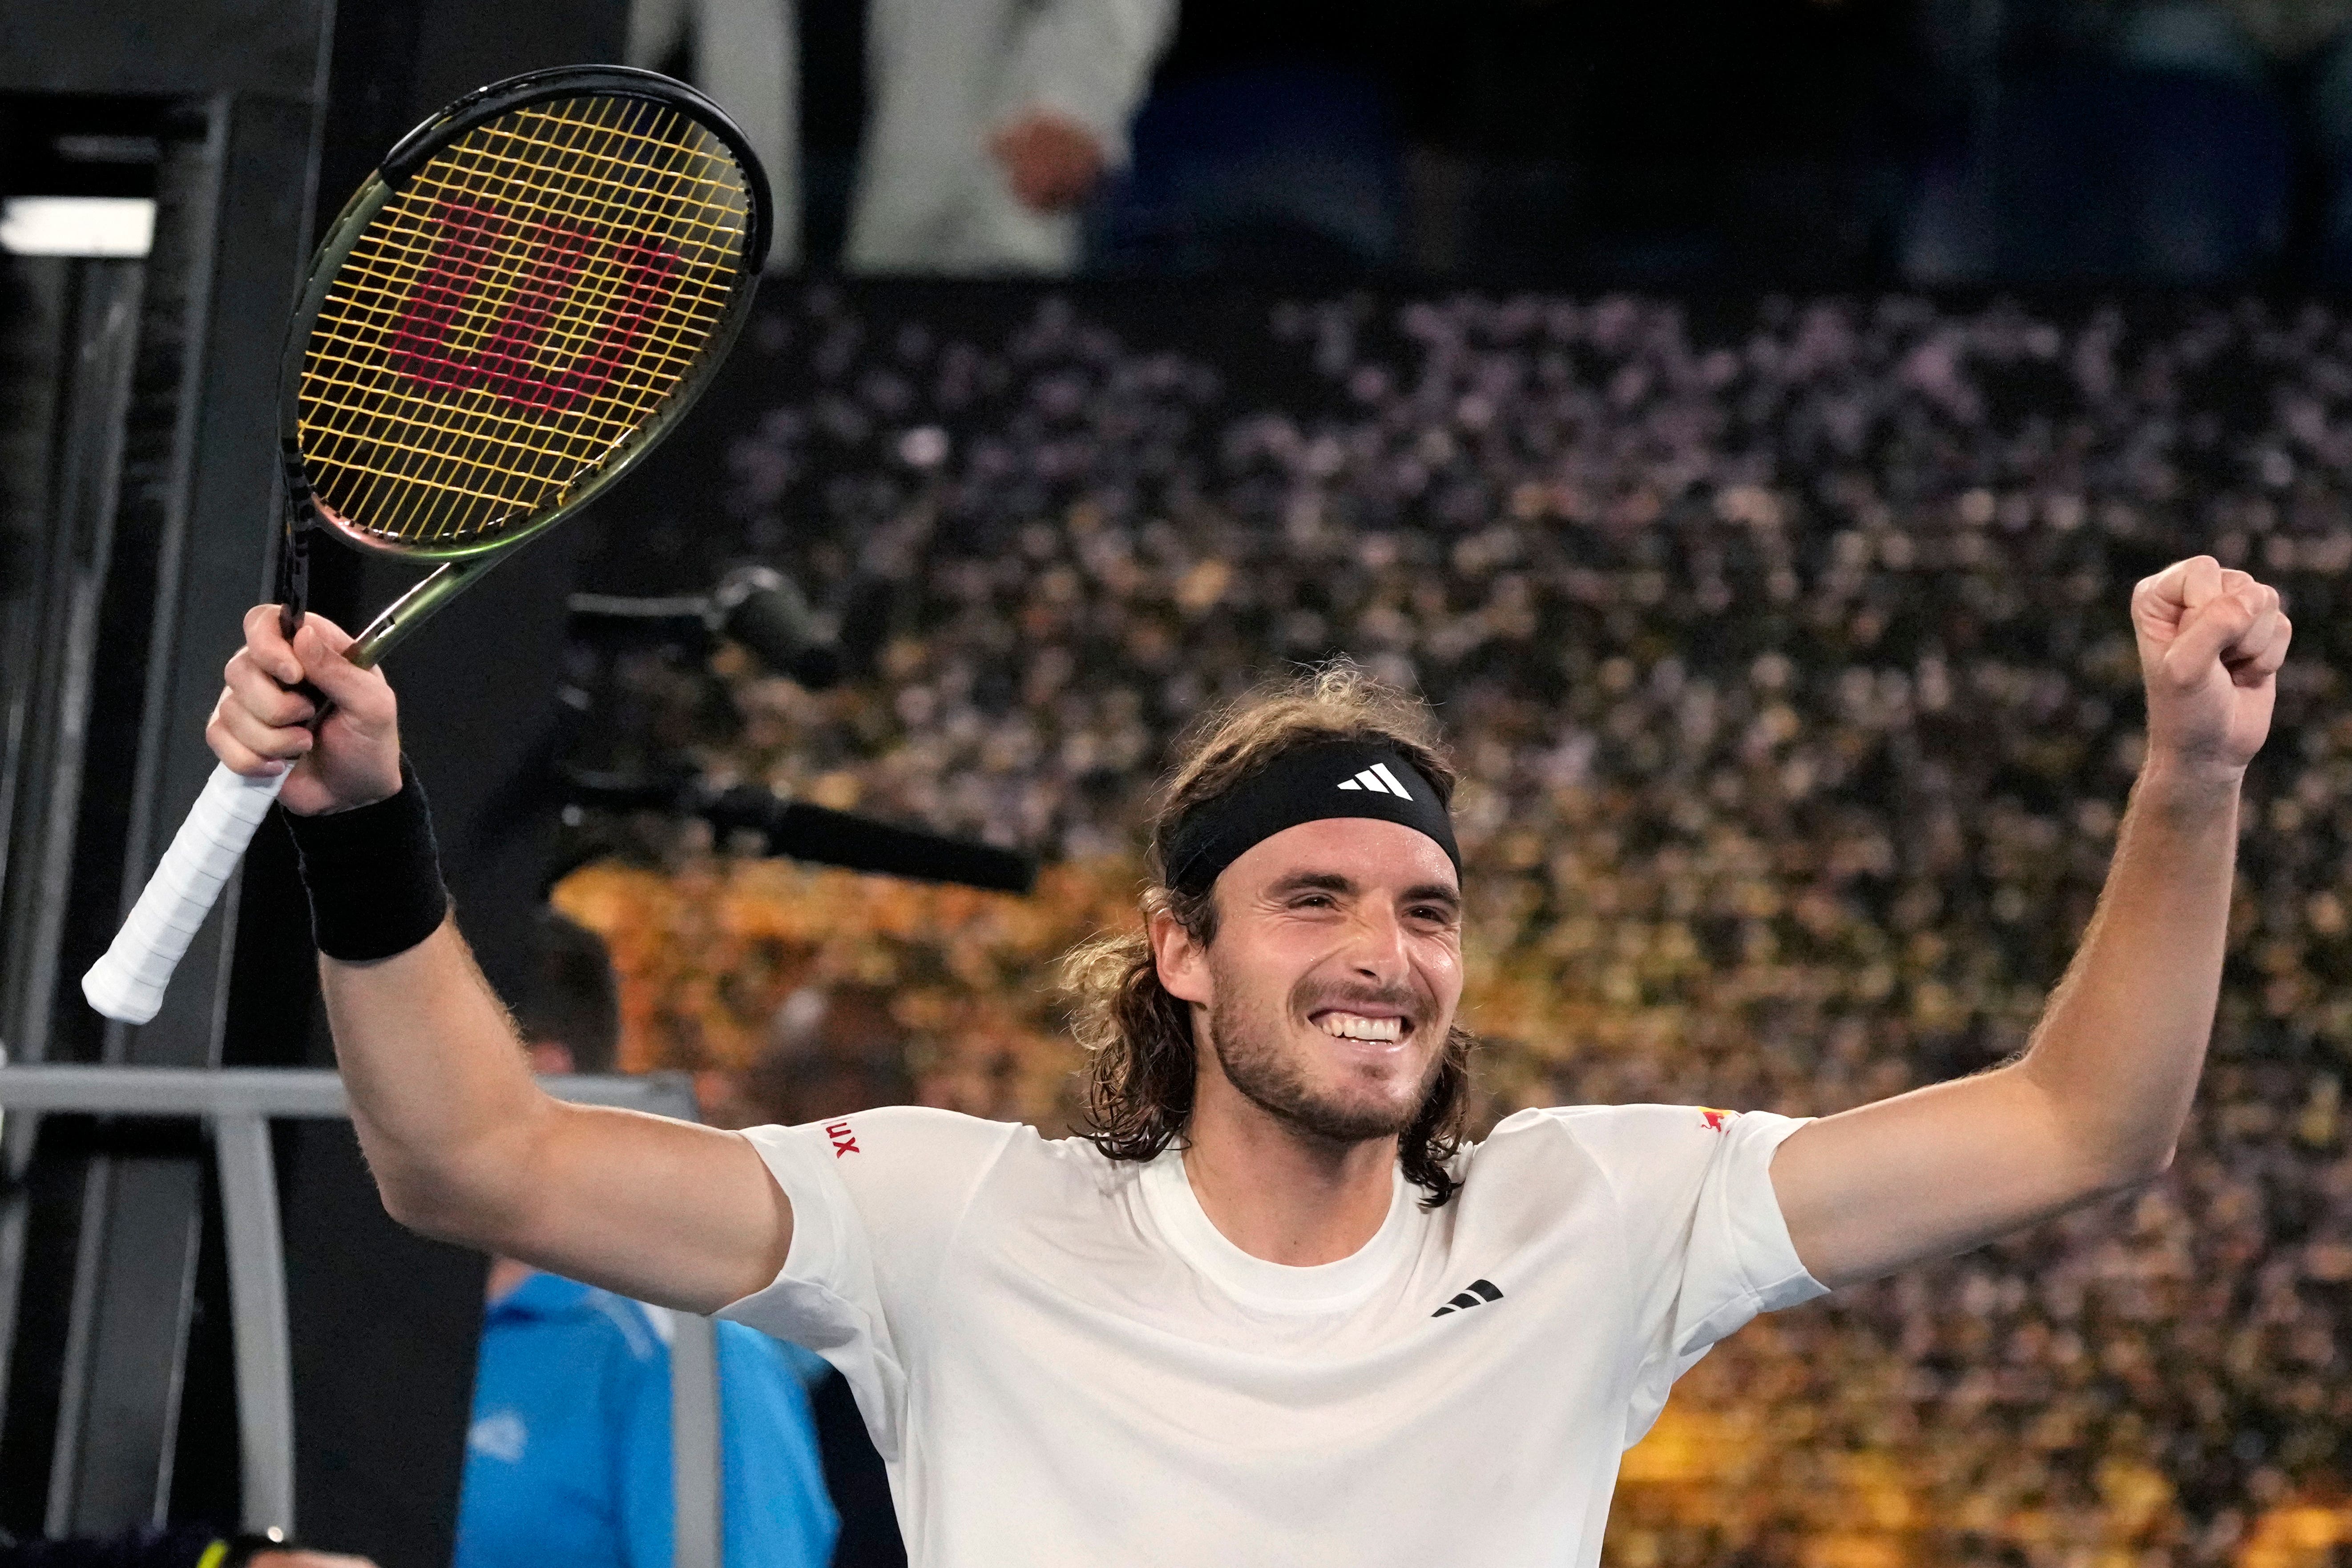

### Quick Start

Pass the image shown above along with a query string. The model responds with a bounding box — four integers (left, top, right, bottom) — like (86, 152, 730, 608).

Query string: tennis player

(208, 555, 2287, 1564)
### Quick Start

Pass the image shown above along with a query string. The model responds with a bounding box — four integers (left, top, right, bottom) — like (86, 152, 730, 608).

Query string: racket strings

(296, 90, 750, 548)
(320, 101, 725, 342)
(355, 102, 741, 384)
(307, 104, 668, 524)
(313, 95, 742, 540)
(317, 95, 741, 510)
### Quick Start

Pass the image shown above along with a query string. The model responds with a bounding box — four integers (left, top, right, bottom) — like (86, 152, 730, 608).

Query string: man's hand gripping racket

(82, 65, 772, 1023)
(213, 609, 403, 812)
(81, 612, 407, 1026)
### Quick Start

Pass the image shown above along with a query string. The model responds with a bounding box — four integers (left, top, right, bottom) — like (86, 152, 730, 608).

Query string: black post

(28, 86, 327, 1532)
(0, 0, 335, 1531)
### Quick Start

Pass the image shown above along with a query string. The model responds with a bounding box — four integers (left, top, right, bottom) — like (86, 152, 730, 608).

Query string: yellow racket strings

(297, 92, 750, 548)
(308, 94, 742, 541)
(306, 94, 742, 542)
(306, 104, 674, 530)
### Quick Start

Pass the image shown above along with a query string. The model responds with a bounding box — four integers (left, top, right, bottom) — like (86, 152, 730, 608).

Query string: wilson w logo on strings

(383, 200, 682, 414)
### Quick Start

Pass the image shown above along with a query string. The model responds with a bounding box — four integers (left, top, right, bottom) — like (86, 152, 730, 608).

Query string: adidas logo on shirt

(1431, 1278, 1503, 1317)
(1335, 763, 1415, 800)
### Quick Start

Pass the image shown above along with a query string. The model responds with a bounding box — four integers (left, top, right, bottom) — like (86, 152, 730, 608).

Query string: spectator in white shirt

(628, 0, 1175, 274)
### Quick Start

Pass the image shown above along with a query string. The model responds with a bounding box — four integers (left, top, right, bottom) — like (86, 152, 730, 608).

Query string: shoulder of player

(740, 1103, 1008, 1149)
(738, 1104, 1081, 1182)
(1506, 1101, 1747, 1132)
(731, 1108, 1130, 1248)
(1472, 1103, 1752, 1174)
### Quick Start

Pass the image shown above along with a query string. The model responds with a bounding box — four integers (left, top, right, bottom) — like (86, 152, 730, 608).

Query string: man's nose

(1342, 904, 1411, 981)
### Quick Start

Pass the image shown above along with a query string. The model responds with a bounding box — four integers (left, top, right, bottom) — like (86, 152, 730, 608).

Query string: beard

(1205, 955, 1446, 1145)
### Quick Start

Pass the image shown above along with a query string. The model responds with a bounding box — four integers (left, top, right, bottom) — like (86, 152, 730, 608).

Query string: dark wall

(313, 0, 627, 238)
(0, 0, 627, 131)
(0, 0, 331, 95)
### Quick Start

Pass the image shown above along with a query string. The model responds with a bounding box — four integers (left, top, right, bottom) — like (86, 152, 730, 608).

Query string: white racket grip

(82, 762, 289, 1023)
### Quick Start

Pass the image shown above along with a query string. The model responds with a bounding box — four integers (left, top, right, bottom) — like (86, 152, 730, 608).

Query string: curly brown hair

(1061, 663, 1477, 1206)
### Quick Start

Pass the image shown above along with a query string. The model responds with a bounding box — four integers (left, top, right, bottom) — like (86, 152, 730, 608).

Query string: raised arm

(1769, 557, 2291, 1288)
(210, 605, 791, 1313)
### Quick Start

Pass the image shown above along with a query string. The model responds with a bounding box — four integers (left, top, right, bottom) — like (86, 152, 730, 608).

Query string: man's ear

(1149, 907, 1213, 1007)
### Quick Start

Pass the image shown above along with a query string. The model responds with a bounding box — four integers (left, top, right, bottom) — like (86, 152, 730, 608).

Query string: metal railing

(0, 1067, 723, 1568)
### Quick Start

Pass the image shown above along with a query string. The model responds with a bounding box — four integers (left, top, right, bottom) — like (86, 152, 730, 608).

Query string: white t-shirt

(718, 1102, 1827, 1566)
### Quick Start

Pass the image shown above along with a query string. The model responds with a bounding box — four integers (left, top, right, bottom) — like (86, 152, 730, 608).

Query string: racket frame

(83, 64, 772, 1027)
(274, 64, 772, 665)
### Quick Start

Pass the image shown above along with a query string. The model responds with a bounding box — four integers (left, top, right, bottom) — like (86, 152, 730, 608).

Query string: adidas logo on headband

(1335, 763, 1415, 800)
(1162, 740, 1462, 894)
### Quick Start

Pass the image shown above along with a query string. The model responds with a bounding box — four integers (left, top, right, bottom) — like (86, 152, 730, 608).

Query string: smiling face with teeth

(1152, 816, 1465, 1148)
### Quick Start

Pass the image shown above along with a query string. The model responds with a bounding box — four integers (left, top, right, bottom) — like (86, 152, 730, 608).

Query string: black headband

(1162, 741, 1462, 896)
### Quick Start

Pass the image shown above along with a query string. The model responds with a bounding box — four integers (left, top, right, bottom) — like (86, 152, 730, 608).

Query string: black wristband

(282, 755, 451, 961)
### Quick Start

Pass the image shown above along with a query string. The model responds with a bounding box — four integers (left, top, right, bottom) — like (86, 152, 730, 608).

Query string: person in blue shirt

(457, 1264, 837, 1568)
(452, 912, 838, 1568)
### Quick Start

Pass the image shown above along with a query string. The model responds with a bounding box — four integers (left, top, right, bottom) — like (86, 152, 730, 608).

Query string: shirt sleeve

(715, 1106, 1020, 1460)
(1542, 1104, 1828, 1446)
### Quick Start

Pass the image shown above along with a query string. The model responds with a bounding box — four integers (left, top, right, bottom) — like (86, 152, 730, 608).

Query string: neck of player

(1182, 1045, 1399, 1267)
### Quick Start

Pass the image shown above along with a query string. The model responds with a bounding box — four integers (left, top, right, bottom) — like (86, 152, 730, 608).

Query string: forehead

(1216, 817, 1460, 896)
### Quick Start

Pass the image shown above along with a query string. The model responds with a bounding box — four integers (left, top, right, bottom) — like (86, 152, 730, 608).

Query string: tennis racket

(82, 65, 771, 1024)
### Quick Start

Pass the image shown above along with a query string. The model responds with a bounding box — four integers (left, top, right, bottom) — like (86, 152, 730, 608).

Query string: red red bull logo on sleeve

(1699, 1108, 1732, 1133)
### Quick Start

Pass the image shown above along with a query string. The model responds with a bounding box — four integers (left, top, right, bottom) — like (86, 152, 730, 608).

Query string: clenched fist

(2131, 556, 2291, 781)
(209, 604, 403, 816)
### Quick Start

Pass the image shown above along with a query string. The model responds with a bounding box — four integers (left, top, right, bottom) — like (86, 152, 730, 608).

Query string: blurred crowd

(563, 284, 2352, 1566)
